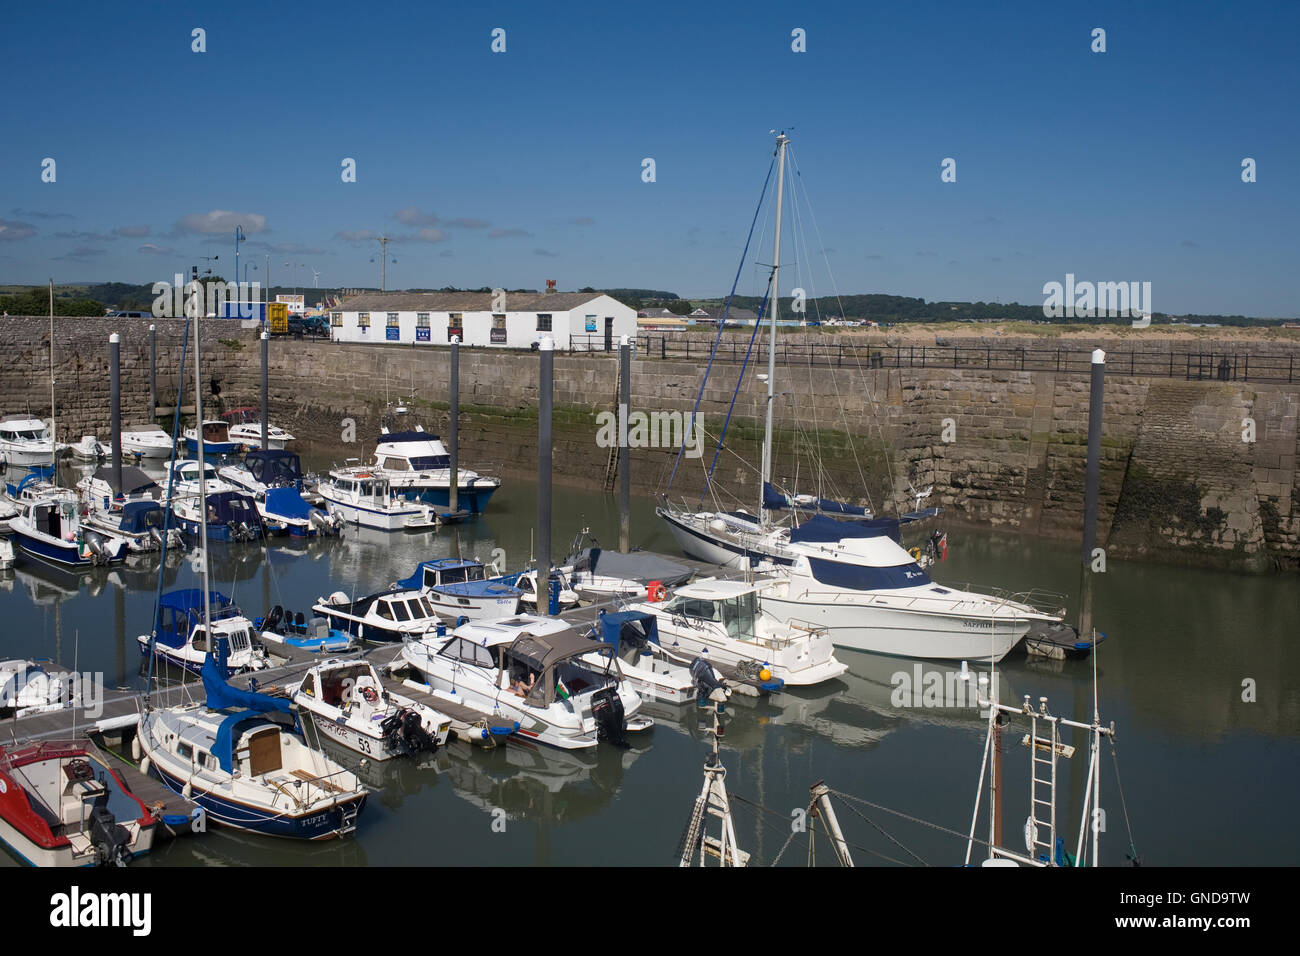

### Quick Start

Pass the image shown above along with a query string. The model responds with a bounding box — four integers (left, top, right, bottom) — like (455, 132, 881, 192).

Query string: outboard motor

(148, 527, 164, 549)
(591, 687, 628, 748)
(89, 788, 132, 867)
(380, 709, 437, 755)
(690, 657, 729, 703)
(84, 531, 108, 566)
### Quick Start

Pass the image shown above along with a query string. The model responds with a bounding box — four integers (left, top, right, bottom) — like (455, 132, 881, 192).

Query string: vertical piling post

(538, 336, 554, 611)
(260, 331, 269, 451)
(1078, 349, 1105, 641)
(618, 335, 631, 553)
(449, 335, 460, 515)
(110, 332, 123, 497)
(149, 323, 157, 420)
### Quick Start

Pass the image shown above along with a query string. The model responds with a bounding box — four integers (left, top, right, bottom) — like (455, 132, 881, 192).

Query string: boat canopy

(397, 558, 486, 590)
(506, 629, 609, 705)
(789, 512, 902, 544)
(206, 491, 262, 527)
(806, 555, 931, 591)
(90, 465, 159, 497)
(264, 487, 315, 520)
(379, 430, 442, 444)
(156, 589, 240, 648)
(245, 450, 303, 486)
(595, 610, 661, 653)
(119, 501, 166, 533)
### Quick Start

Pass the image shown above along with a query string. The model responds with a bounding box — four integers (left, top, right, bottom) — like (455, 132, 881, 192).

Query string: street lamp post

(235, 225, 245, 296)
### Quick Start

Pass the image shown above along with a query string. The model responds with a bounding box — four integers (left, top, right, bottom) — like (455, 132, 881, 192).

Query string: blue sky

(2, 0, 1297, 315)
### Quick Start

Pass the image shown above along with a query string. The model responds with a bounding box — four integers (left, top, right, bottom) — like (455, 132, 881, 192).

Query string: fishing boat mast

(188, 272, 213, 636)
(759, 131, 788, 523)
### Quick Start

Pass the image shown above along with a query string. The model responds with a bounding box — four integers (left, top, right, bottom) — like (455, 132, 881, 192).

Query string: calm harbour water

(2, 456, 1297, 867)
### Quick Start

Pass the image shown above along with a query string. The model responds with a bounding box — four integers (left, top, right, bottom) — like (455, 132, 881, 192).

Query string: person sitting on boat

(510, 672, 536, 697)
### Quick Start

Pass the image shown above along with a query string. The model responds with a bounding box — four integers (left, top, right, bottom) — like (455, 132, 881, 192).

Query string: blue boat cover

(206, 491, 262, 528)
(119, 501, 165, 534)
(264, 487, 315, 520)
(202, 644, 294, 773)
(596, 610, 661, 653)
(806, 556, 931, 590)
(245, 450, 303, 487)
(789, 513, 902, 544)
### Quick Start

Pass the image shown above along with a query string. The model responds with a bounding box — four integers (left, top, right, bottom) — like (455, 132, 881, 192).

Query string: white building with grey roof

(328, 291, 636, 350)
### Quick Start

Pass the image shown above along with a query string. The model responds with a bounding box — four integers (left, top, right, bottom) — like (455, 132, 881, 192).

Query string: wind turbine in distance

(311, 268, 320, 288)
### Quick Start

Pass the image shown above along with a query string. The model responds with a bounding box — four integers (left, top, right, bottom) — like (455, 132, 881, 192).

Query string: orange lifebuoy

(648, 582, 666, 602)
(360, 687, 379, 703)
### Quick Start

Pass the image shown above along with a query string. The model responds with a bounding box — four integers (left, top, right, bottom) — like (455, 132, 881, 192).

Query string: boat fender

(182, 781, 193, 800)
(908, 547, 922, 561)
(131, 736, 141, 761)
(139, 756, 150, 776)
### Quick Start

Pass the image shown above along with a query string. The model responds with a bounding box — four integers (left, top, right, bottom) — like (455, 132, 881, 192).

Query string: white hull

(322, 498, 434, 531)
(120, 438, 175, 460)
(0, 446, 55, 467)
(761, 593, 1028, 662)
(425, 592, 521, 621)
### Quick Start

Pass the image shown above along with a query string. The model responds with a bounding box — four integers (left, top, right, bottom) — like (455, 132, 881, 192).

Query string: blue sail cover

(763, 482, 869, 516)
(789, 512, 902, 544)
(202, 648, 294, 773)
(245, 450, 303, 487)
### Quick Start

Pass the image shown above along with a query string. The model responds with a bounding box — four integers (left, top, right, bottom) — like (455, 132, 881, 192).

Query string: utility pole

(376, 235, 389, 292)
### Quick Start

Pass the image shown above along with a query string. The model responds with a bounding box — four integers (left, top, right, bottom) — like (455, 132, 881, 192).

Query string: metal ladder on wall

(601, 362, 621, 491)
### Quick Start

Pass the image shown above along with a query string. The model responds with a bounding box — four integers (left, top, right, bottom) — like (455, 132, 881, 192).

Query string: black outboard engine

(380, 709, 437, 756)
(690, 657, 729, 702)
(89, 788, 132, 867)
(591, 687, 628, 748)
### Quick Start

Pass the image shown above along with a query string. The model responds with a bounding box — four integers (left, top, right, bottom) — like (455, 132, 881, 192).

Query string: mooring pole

(260, 331, 269, 451)
(1078, 349, 1106, 640)
(538, 336, 554, 612)
(449, 335, 460, 515)
(618, 335, 631, 553)
(109, 332, 123, 497)
(149, 323, 157, 420)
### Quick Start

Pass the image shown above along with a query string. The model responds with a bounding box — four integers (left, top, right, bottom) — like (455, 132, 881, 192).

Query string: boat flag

(555, 678, 570, 700)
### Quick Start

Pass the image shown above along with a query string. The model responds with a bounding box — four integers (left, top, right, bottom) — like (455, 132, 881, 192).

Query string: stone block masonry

(3, 317, 1297, 572)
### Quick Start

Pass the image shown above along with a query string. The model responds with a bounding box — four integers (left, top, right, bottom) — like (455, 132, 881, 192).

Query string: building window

(330, 311, 342, 327)
(416, 312, 430, 328)
(492, 314, 506, 329)
(357, 312, 371, 328)
(387, 312, 399, 328)
(447, 312, 464, 342)
(536, 314, 552, 332)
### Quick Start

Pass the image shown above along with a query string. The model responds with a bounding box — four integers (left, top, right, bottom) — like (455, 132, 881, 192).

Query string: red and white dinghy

(0, 740, 157, 866)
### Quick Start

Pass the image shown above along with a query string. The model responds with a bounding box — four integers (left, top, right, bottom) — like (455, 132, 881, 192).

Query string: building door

(604, 317, 614, 351)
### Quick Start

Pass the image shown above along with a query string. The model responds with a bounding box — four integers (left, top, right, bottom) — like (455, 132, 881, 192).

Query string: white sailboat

(657, 132, 1064, 662)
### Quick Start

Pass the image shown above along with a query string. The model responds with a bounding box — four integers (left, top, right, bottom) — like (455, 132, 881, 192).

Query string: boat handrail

(783, 584, 1061, 617)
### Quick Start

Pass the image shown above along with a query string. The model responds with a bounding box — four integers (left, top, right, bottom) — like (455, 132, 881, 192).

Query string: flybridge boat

(624, 578, 848, 688)
(8, 496, 130, 567)
(288, 659, 451, 761)
(400, 615, 652, 750)
(313, 588, 444, 643)
(137, 647, 368, 840)
(183, 419, 241, 456)
(754, 514, 1063, 662)
(371, 426, 501, 513)
(119, 424, 175, 460)
(136, 589, 271, 675)
(0, 415, 56, 467)
(219, 451, 341, 537)
(222, 408, 295, 451)
(396, 558, 525, 620)
(0, 740, 157, 866)
(316, 465, 439, 531)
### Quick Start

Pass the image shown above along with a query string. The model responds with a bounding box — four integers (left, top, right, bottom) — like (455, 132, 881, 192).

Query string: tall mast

(49, 279, 56, 451)
(189, 272, 213, 636)
(760, 132, 788, 521)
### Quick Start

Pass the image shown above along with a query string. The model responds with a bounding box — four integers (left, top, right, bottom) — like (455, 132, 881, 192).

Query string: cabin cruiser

(0, 660, 76, 718)
(75, 465, 182, 552)
(751, 514, 1063, 662)
(400, 615, 652, 750)
(316, 465, 438, 530)
(136, 647, 367, 840)
(219, 451, 341, 537)
(119, 424, 175, 460)
(288, 659, 451, 761)
(69, 435, 107, 461)
(624, 578, 847, 688)
(395, 558, 525, 620)
(370, 426, 501, 513)
(7, 496, 130, 567)
(171, 489, 265, 542)
(182, 419, 241, 456)
(313, 587, 444, 643)
(136, 589, 271, 675)
(222, 407, 295, 450)
(0, 416, 56, 467)
(0, 739, 157, 866)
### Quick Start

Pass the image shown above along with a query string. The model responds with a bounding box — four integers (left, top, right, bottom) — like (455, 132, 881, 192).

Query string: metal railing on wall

(562, 334, 1299, 384)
